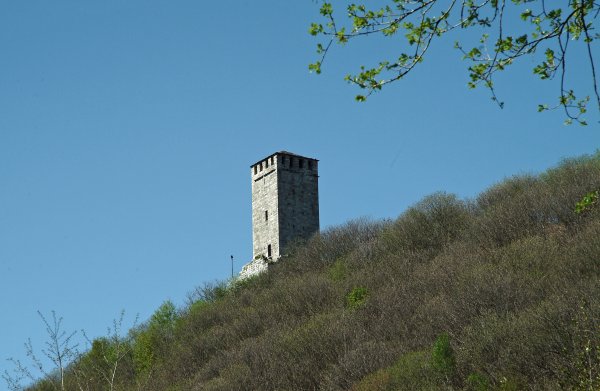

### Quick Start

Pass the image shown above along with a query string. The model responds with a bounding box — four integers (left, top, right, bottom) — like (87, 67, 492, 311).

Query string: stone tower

(250, 151, 319, 260)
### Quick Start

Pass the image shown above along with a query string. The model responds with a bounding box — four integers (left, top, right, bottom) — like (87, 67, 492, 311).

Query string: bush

(284, 218, 387, 272)
(346, 287, 369, 309)
(350, 350, 441, 391)
(470, 175, 542, 246)
(327, 258, 347, 281)
(382, 192, 470, 256)
(132, 301, 179, 377)
(575, 190, 599, 214)
(465, 372, 490, 391)
(431, 333, 455, 380)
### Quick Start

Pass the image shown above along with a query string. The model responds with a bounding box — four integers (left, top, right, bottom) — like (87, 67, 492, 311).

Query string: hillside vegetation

(23, 153, 600, 390)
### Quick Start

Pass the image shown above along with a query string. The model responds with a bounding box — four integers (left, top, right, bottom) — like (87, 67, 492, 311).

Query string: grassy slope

(30, 153, 600, 391)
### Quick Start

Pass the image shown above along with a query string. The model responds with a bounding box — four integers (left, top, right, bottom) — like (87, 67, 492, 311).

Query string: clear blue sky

(1, 1, 598, 384)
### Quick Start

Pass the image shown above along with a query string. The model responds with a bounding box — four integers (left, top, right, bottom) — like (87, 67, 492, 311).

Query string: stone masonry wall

(251, 155, 280, 259)
(277, 155, 319, 254)
(238, 256, 269, 280)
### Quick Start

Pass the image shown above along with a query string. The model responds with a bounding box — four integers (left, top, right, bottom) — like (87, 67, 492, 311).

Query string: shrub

(575, 190, 599, 214)
(186, 281, 229, 305)
(571, 301, 600, 391)
(346, 287, 369, 309)
(382, 192, 470, 256)
(327, 258, 347, 281)
(431, 333, 455, 379)
(350, 350, 439, 391)
(132, 301, 179, 377)
(470, 175, 542, 246)
(187, 300, 210, 317)
(388, 350, 440, 390)
(465, 372, 490, 391)
(200, 363, 251, 391)
(349, 368, 391, 391)
(285, 218, 387, 271)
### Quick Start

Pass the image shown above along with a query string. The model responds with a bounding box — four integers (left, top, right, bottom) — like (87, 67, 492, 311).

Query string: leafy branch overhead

(309, 0, 600, 124)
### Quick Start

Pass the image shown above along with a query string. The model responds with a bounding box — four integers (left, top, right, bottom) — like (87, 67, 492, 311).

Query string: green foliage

(346, 286, 369, 309)
(150, 300, 178, 331)
(87, 337, 118, 369)
(132, 301, 179, 377)
(132, 329, 154, 376)
(309, 0, 600, 124)
(431, 333, 456, 379)
(352, 333, 461, 391)
(185, 280, 230, 304)
(327, 258, 347, 281)
(350, 368, 391, 391)
(188, 299, 210, 317)
(575, 190, 599, 214)
(26, 378, 56, 391)
(351, 350, 437, 391)
(465, 372, 490, 391)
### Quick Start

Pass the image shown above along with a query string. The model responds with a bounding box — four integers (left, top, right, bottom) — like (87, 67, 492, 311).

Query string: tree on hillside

(2, 311, 78, 391)
(309, 0, 599, 124)
(78, 311, 137, 391)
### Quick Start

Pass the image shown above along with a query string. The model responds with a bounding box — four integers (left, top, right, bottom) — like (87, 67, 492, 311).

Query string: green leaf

(320, 3, 333, 16)
(309, 23, 324, 36)
(308, 61, 322, 74)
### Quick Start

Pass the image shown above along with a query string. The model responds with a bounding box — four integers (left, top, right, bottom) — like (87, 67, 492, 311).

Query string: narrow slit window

(265, 210, 268, 221)
(308, 160, 312, 170)
(254, 166, 257, 174)
(265, 159, 269, 168)
(299, 159, 304, 168)
(267, 244, 272, 258)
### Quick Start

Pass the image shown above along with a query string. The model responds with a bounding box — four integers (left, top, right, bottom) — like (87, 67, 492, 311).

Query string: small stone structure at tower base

(239, 257, 270, 280)
(239, 151, 320, 280)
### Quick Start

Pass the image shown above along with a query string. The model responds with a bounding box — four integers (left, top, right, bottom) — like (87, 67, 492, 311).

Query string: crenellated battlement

(251, 151, 318, 181)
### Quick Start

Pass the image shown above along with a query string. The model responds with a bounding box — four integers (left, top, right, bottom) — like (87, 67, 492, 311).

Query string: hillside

(21, 153, 600, 391)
